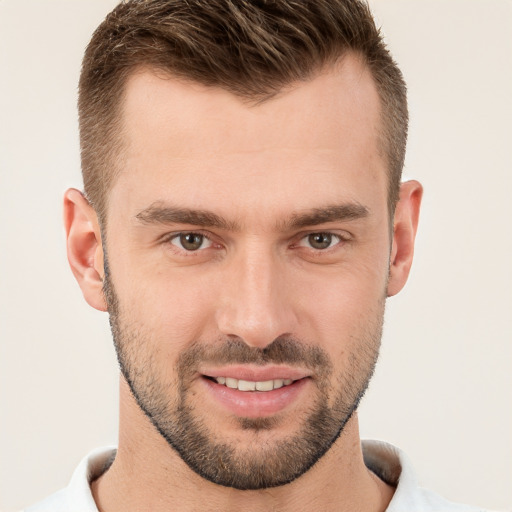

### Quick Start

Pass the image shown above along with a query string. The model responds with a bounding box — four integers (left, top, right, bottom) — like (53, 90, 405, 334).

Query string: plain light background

(1, 1, 511, 511)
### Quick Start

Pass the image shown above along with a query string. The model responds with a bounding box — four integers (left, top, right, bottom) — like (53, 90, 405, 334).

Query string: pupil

(309, 233, 331, 249)
(181, 233, 202, 250)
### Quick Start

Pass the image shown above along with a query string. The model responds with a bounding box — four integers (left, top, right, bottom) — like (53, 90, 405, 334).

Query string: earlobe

(387, 180, 423, 297)
(64, 188, 107, 311)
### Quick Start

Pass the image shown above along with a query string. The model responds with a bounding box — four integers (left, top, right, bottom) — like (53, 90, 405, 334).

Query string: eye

(170, 232, 212, 251)
(299, 232, 342, 250)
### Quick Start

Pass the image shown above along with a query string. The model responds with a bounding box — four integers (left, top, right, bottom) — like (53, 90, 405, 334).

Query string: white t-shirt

(24, 440, 486, 512)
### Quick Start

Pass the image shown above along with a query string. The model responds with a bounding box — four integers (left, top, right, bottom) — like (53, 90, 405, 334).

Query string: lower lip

(201, 377, 309, 418)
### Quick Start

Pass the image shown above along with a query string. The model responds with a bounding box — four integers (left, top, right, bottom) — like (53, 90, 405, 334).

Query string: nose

(215, 245, 299, 349)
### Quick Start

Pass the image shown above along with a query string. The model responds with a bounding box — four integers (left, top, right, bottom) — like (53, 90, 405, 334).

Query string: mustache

(177, 336, 332, 377)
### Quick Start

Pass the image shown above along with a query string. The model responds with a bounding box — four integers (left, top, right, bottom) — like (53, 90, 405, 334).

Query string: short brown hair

(79, 0, 408, 223)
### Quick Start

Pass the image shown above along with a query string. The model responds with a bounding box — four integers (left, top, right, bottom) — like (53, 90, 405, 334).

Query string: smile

(202, 375, 309, 418)
(213, 377, 295, 392)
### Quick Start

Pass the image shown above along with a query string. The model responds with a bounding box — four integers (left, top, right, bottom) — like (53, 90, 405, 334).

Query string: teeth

(225, 377, 238, 389)
(238, 379, 256, 391)
(255, 380, 273, 391)
(273, 379, 284, 389)
(214, 377, 296, 391)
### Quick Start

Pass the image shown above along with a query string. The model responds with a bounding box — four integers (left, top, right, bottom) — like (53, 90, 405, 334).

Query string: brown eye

(308, 233, 333, 249)
(298, 232, 345, 250)
(171, 233, 211, 251)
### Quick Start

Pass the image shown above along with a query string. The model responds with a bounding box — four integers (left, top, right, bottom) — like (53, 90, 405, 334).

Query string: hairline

(94, 56, 398, 230)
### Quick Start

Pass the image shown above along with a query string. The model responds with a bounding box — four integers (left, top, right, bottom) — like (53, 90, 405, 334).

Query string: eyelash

(164, 231, 216, 253)
(296, 232, 346, 251)
(162, 231, 350, 255)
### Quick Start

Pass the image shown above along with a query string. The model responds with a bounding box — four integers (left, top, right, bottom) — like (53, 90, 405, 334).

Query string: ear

(387, 180, 423, 297)
(64, 188, 107, 311)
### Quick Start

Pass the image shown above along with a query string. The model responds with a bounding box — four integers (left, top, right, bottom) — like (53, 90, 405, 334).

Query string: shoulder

(23, 487, 72, 512)
(23, 446, 116, 512)
(362, 440, 488, 512)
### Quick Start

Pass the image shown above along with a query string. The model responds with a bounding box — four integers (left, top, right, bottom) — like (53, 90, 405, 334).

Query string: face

(103, 56, 392, 489)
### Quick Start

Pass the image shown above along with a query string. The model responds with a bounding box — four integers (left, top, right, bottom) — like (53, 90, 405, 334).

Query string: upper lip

(200, 365, 312, 382)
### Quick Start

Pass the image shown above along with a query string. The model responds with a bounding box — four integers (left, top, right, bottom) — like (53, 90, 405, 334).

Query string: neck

(92, 379, 394, 512)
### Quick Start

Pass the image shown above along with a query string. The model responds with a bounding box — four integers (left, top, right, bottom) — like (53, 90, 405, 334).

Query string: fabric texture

(25, 440, 486, 512)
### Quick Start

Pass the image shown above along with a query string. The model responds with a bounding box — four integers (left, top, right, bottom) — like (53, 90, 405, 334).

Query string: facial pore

(103, 260, 384, 490)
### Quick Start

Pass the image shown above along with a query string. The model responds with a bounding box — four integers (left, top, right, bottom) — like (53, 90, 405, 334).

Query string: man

(25, 1, 483, 511)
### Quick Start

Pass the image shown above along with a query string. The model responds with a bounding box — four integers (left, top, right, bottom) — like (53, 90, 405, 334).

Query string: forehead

(109, 55, 386, 224)
(121, 55, 382, 156)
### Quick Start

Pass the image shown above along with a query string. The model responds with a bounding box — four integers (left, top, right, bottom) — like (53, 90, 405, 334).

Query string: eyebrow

(135, 202, 369, 231)
(285, 203, 369, 230)
(135, 203, 239, 231)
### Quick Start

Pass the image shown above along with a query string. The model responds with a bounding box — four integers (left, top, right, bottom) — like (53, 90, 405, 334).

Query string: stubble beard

(103, 267, 384, 490)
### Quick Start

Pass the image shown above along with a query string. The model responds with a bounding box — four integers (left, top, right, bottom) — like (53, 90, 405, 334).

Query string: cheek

(112, 262, 216, 353)
(295, 261, 387, 352)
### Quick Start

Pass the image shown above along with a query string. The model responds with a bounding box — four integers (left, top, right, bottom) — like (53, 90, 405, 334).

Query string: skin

(64, 54, 422, 511)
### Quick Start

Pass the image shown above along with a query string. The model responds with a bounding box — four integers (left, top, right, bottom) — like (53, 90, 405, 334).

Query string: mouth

(206, 376, 296, 392)
(199, 367, 312, 418)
